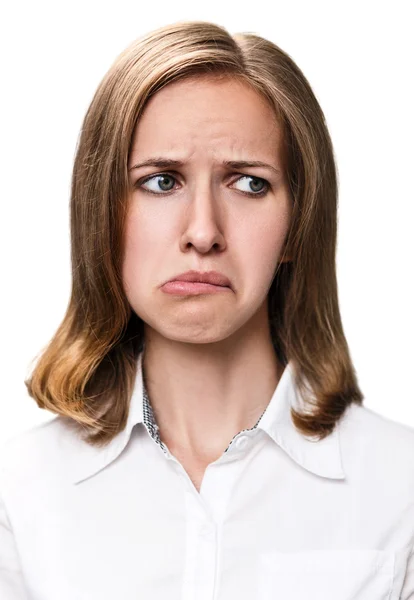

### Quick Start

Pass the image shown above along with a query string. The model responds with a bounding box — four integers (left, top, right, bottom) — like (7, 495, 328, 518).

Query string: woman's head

(123, 74, 292, 347)
(25, 20, 363, 446)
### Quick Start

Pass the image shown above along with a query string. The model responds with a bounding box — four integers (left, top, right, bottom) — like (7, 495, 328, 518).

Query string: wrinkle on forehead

(129, 76, 283, 170)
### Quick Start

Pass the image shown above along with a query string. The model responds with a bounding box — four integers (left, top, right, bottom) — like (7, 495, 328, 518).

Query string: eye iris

(249, 177, 264, 192)
(158, 175, 175, 191)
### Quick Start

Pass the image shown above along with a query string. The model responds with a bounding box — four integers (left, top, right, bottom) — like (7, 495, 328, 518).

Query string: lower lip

(161, 281, 232, 295)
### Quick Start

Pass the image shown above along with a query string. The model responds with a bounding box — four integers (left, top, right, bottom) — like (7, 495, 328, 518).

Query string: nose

(179, 180, 226, 254)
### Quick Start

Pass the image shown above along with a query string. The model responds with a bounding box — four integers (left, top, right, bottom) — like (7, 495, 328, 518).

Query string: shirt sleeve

(401, 543, 414, 599)
(0, 485, 29, 600)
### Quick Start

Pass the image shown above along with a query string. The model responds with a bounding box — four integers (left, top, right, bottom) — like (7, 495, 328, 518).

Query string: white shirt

(1, 350, 414, 600)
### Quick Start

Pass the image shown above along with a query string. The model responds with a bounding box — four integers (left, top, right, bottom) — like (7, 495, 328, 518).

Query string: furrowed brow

(128, 157, 281, 176)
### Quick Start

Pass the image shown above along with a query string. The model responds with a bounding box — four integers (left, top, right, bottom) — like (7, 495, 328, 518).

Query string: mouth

(161, 280, 232, 295)
(163, 270, 232, 290)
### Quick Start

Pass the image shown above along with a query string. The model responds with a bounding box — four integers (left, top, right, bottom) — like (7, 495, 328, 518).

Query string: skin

(123, 75, 292, 476)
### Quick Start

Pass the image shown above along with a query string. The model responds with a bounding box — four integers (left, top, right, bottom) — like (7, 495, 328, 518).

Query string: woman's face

(123, 76, 292, 345)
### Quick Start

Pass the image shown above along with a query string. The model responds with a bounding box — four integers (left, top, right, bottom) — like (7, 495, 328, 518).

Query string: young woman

(1, 20, 413, 600)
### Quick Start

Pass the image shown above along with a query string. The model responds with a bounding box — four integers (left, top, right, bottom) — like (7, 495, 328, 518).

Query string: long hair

(25, 20, 363, 447)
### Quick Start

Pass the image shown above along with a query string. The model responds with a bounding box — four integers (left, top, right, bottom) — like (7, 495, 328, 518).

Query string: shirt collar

(70, 351, 346, 484)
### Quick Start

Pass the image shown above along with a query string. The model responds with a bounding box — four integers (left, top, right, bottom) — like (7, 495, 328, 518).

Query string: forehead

(129, 76, 282, 160)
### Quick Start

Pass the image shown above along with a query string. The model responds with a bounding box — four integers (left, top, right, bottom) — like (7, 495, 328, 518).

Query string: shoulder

(339, 401, 414, 483)
(341, 400, 414, 445)
(0, 416, 84, 492)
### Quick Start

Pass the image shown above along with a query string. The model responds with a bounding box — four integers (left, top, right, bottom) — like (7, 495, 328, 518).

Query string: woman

(1, 20, 413, 600)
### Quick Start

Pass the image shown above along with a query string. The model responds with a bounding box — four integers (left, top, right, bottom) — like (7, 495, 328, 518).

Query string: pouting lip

(163, 270, 232, 290)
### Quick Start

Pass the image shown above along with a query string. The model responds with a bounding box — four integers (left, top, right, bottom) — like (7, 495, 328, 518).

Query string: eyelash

(134, 172, 270, 198)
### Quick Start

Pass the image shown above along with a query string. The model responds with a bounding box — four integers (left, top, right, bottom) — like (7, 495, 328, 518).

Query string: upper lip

(164, 270, 232, 289)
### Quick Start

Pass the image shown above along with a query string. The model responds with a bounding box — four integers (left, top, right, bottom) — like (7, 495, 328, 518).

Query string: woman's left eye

(135, 173, 270, 197)
(232, 175, 269, 196)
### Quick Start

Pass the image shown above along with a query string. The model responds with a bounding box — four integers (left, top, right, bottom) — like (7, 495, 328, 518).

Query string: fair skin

(123, 75, 292, 490)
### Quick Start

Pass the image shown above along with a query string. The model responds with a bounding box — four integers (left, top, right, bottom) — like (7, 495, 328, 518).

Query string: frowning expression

(123, 75, 292, 344)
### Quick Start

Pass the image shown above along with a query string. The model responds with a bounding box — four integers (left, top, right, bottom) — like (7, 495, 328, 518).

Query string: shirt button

(235, 435, 249, 450)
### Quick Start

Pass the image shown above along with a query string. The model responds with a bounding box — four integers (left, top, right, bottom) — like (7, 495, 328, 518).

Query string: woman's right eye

(136, 173, 177, 195)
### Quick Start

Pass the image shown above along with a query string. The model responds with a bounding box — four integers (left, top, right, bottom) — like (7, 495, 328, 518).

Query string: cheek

(122, 212, 145, 293)
(239, 211, 290, 275)
(125, 202, 176, 246)
(122, 207, 173, 288)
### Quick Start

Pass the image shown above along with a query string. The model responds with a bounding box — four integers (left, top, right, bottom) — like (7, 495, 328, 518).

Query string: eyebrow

(128, 157, 281, 176)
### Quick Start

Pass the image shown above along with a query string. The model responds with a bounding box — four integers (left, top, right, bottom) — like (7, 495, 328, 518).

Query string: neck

(141, 317, 284, 463)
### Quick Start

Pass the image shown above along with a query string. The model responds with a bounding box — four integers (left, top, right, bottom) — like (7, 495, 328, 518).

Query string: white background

(1, 0, 413, 446)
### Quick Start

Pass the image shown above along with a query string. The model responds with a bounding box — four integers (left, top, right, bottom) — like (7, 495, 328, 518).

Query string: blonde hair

(25, 20, 363, 447)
